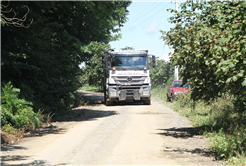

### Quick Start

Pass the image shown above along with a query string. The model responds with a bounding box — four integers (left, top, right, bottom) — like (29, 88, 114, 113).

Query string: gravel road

(1, 91, 224, 165)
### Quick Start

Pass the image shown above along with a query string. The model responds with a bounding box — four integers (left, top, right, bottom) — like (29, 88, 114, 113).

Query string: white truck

(102, 49, 156, 106)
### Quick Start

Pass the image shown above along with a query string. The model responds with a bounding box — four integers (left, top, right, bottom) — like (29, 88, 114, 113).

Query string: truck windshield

(111, 56, 148, 69)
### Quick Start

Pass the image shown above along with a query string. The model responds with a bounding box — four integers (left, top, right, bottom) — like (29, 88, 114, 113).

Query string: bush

(173, 90, 246, 163)
(152, 85, 246, 164)
(1, 82, 43, 130)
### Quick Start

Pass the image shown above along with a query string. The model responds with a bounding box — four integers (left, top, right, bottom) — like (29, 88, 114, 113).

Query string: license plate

(122, 83, 131, 86)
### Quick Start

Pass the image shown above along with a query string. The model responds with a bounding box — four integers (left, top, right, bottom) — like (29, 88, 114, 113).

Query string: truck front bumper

(108, 85, 151, 101)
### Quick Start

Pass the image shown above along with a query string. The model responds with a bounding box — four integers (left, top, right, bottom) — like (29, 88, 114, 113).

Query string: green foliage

(153, 85, 246, 164)
(1, 1, 131, 114)
(149, 58, 174, 88)
(1, 82, 32, 113)
(161, 1, 246, 162)
(161, 0, 246, 112)
(1, 82, 43, 130)
(80, 42, 110, 89)
(152, 77, 174, 102)
(0, 16, 4, 26)
(0, 2, 5, 27)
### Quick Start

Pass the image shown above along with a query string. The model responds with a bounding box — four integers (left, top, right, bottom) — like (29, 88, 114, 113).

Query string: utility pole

(172, 0, 179, 80)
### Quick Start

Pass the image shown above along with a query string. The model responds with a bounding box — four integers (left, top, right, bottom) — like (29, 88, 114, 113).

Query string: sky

(109, 0, 186, 62)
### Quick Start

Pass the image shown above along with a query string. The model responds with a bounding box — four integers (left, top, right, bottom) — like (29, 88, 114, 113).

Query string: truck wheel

(103, 87, 106, 104)
(105, 100, 113, 106)
(104, 95, 106, 104)
(144, 99, 151, 105)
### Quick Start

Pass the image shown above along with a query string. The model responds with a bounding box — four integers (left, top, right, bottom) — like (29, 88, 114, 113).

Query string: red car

(167, 80, 189, 101)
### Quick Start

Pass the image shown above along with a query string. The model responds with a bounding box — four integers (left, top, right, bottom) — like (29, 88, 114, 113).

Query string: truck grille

(113, 76, 146, 85)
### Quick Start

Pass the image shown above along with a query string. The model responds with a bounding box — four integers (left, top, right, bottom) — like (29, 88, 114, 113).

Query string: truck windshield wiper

(115, 68, 126, 70)
(115, 67, 143, 70)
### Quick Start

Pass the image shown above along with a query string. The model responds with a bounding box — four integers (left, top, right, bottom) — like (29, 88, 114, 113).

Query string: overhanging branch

(1, 1, 33, 28)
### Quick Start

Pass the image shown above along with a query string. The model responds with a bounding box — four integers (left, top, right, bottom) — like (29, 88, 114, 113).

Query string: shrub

(152, 85, 245, 164)
(173, 90, 246, 163)
(1, 82, 43, 130)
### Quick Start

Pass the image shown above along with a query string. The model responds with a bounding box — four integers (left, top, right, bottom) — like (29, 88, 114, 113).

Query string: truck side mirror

(152, 55, 156, 68)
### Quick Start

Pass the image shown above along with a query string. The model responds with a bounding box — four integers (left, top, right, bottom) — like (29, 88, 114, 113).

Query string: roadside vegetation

(78, 84, 102, 93)
(152, 87, 246, 165)
(1, 1, 131, 140)
(1, 0, 132, 140)
(1, 82, 44, 142)
(1, 1, 130, 114)
(154, 1, 246, 165)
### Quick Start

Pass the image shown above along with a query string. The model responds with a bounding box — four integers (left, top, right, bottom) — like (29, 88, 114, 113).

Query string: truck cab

(102, 49, 156, 106)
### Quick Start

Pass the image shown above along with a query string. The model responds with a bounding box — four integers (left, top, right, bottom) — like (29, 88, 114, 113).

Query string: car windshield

(111, 56, 148, 69)
(173, 81, 189, 88)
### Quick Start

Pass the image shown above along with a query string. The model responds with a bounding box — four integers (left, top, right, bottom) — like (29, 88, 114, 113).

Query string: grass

(152, 86, 246, 166)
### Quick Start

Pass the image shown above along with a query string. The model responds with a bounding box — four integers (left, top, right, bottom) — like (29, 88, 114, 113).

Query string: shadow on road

(1, 108, 118, 165)
(54, 108, 118, 122)
(75, 90, 103, 103)
(162, 147, 214, 159)
(111, 100, 145, 106)
(25, 126, 67, 138)
(156, 127, 216, 160)
(1, 145, 27, 152)
(26, 108, 118, 138)
(156, 127, 198, 138)
(76, 90, 148, 107)
(1, 155, 48, 166)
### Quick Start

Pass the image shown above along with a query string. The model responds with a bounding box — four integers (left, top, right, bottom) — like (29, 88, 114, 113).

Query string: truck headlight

(144, 77, 149, 83)
(109, 91, 117, 97)
(174, 92, 180, 95)
(143, 91, 150, 96)
(109, 78, 115, 84)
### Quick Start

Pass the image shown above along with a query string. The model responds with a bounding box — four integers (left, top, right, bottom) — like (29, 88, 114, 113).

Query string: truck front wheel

(105, 100, 113, 106)
(144, 99, 151, 105)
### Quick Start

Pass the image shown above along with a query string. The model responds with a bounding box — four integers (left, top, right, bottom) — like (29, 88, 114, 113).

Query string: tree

(1, 1, 131, 113)
(81, 42, 110, 89)
(161, 0, 246, 112)
(149, 58, 174, 88)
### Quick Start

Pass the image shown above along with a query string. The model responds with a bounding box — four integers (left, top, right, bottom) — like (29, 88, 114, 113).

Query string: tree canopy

(1, 1, 131, 113)
(161, 0, 246, 112)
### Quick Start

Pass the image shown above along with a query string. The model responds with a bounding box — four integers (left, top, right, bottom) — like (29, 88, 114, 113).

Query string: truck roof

(112, 49, 148, 53)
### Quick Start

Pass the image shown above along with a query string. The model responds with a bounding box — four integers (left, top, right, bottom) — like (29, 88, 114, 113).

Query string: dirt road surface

(1, 91, 223, 165)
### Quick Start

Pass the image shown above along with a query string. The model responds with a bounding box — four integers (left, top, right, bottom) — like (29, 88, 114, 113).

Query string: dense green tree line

(1, 1, 131, 117)
(161, 0, 246, 113)
(80, 42, 110, 89)
(149, 58, 174, 88)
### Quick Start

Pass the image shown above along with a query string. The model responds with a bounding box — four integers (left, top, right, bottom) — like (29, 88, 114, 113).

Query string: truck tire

(144, 99, 151, 105)
(105, 100, 113, 106)
(103, 86, 106, 104)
